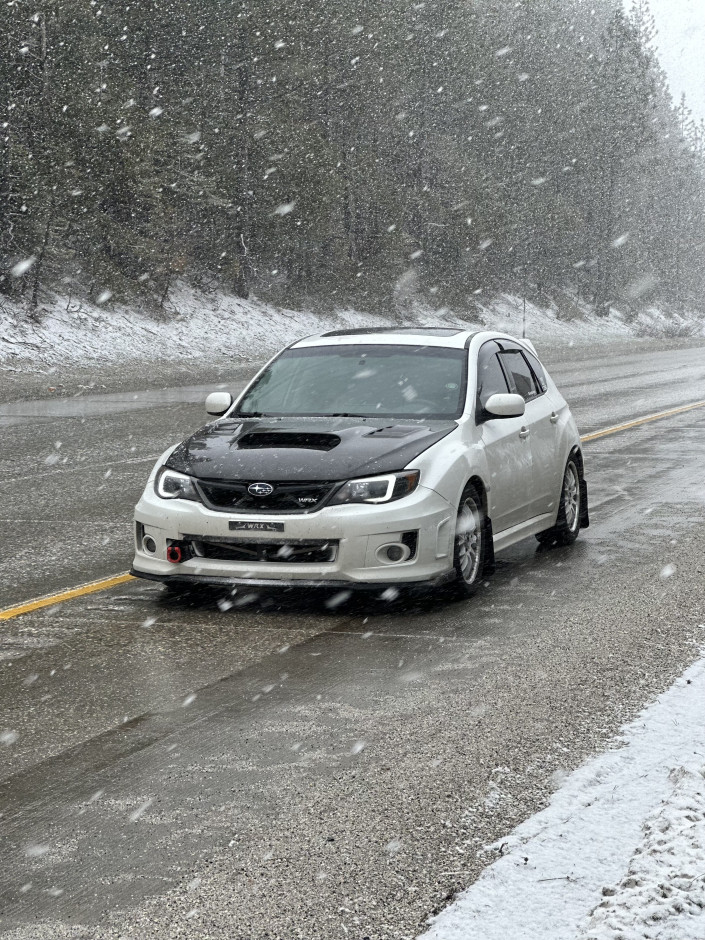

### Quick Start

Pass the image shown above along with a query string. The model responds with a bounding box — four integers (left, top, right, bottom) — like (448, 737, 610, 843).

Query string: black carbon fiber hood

(165, 416, 456, 482)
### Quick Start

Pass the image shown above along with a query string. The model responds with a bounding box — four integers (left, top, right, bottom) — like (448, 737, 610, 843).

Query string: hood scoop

(237, 430, 341, 451)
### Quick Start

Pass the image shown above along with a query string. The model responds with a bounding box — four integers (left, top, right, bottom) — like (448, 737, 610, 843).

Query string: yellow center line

(580, 399, 705, 443)
(0, 573, 135, 622)
(3, 397, 705, 623)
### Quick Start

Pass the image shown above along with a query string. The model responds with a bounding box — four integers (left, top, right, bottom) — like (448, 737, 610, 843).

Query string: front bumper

(130, 568, 456, 593)
(132, 483, 457, 587)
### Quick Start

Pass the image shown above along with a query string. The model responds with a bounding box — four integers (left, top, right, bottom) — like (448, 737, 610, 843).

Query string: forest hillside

(1, 0, 703, 317)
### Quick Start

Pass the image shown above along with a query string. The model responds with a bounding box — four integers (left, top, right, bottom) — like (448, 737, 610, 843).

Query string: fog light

(143, 535, 157, 554)
(375, 542, 411, 565)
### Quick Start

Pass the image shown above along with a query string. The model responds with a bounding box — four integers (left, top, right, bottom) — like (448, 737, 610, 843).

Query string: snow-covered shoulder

(2, 285, 702, 376)
(420, 651, 705, 940)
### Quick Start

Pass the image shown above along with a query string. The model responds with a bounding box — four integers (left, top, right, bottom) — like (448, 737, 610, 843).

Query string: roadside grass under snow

(420, 648, 705, 940)
(1, 284, 703, 375)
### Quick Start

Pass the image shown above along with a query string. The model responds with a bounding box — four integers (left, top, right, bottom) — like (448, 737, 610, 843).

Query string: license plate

(229, 521, 285, 532)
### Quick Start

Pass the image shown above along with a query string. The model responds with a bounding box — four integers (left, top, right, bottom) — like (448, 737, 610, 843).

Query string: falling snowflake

(24, 843, 50, 857)
(129, 799, 153, 822)
(10, 257, 36, 277)
(326, 591, 352, 609)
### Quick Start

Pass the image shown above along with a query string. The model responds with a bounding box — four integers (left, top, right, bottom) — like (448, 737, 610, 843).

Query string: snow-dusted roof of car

(321, 327, 464, 337)
(292, 327, 480, 348)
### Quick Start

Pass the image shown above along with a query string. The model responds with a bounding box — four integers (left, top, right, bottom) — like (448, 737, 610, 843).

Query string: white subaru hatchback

(131, 328, 588, 597)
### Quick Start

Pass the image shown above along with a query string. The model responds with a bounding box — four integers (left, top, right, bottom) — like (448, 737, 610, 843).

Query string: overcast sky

(646, 0, 705, 122)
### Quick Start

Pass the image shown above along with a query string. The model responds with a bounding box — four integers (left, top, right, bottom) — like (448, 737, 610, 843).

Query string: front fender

(410, 429, 490, 514)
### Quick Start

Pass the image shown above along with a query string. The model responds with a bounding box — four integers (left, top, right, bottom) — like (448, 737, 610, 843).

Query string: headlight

(155, 467, 199, 501)
(329, 470, 420, 505)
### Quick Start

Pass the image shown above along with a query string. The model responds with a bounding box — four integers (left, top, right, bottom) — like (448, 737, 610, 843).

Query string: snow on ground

(0, 285, 380, 374)
(420, 649, 705, 940)
(1, 284, 702, 375)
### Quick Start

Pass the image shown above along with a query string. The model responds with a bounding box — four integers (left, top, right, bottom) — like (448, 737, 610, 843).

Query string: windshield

(236, 344, 467, 419)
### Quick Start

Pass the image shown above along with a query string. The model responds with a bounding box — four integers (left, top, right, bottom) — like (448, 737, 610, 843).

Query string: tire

(450, 486, 486, 597)
(536, 457, 582, 547)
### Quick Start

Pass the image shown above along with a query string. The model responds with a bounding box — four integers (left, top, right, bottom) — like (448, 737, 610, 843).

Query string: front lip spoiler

(129, 567, 456, 594)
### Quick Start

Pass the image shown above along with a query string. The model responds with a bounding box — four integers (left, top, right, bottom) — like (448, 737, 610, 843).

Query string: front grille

(195, 479, 337, 514)
(192, 537, 338, 564)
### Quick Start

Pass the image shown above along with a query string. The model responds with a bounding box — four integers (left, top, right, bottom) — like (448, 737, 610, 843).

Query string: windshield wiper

(319, 412, 370, 418)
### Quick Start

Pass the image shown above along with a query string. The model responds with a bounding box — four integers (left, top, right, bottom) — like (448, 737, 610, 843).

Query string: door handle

(519, 427, 530, 439)
(550, 412, 559, 424)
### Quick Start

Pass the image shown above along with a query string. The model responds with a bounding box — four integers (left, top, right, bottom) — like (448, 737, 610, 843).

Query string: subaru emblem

(248, 482, 274, 497)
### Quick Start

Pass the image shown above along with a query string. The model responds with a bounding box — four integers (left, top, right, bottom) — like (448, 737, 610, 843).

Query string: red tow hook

(166, 545, 183, 564)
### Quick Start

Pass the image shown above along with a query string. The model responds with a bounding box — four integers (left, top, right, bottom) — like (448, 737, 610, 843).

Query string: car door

(476, 341, 534, 533)
(497, 345, 560, 518)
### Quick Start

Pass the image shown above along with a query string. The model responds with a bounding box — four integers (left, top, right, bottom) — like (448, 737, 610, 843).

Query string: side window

(477, 347, 510, 410)
(523, 350, 548, 394)
(498, 350, 539, 402)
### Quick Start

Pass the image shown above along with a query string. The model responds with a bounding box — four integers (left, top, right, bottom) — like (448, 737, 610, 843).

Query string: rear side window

(523, 350, 548, 393)
(477, 348, 510, 409)
(499, 350, 539, 402)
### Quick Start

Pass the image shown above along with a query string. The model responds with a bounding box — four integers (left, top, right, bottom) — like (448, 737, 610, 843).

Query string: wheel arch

(569, 445, 585, 479)
(466, 474, 489, 514)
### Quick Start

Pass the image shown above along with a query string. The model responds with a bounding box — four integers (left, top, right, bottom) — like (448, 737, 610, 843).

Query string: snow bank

(0, 286, 382, 374)
(2, 285, 701, 375)
(420, 652, 705, 940)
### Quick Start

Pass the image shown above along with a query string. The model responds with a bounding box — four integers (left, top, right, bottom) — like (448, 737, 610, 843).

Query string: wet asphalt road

(1, 339, 705, 938)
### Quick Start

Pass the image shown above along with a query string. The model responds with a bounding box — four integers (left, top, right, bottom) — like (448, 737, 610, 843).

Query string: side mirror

(205, 391, 233, 417)
(484, 393, 525, 418)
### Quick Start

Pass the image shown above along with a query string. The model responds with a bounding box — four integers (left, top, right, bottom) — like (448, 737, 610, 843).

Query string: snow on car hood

(164, 416, 457, 481)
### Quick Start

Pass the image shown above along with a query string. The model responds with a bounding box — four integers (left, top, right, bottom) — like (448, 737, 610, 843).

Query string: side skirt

(492, 512, 556, 554)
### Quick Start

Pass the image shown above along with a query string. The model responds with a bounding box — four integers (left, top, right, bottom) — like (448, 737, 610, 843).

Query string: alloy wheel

(456, 496, 482, 584)
(563, 461, 580, 533)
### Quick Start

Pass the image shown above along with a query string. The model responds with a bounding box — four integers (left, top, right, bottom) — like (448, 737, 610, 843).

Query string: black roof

(321, 327, 465, 338)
